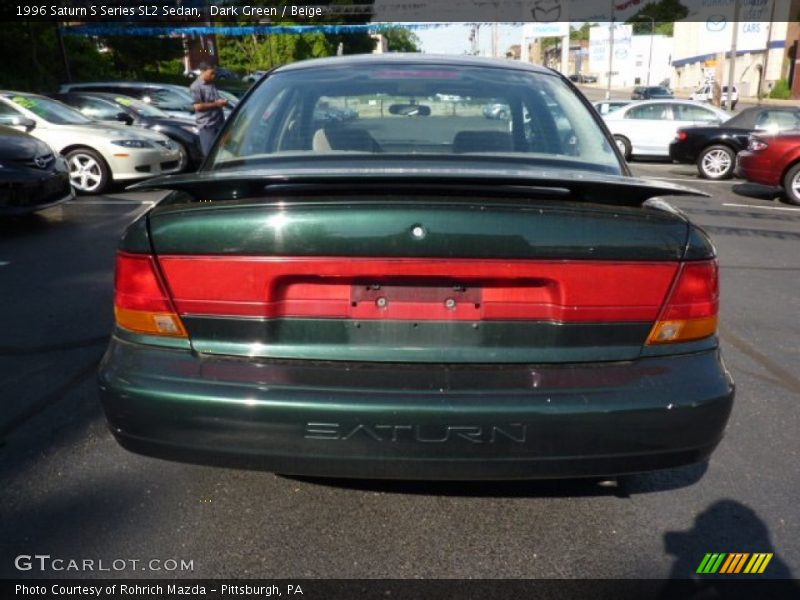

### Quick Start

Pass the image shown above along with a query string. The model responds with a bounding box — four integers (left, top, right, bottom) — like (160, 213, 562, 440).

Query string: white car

(0, 92, 183, 194)
(603, 100, 730, 160)
(690, 83, 739, 109)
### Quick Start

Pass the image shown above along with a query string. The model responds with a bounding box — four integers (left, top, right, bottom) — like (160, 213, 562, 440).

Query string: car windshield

(8, 94, 91, 125)
(210, 62, 621, 174)
(112, 95, 168, 117)
(648, 87, 671, 95)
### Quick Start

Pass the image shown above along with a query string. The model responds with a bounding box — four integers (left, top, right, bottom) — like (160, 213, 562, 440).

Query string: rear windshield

(209, 63, 621, 174)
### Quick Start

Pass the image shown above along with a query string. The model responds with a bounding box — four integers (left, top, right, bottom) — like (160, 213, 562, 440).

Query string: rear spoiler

(129, 164, 708, 208)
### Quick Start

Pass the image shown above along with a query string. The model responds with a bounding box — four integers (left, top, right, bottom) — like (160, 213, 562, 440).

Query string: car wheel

(697, 145, 735, 180)
(782, 162, 800, 206)
(613, 135, 632, 161)
(497, 110, 508, 120)
(66, 148, 110, 195)
(175, 142, 191, 172)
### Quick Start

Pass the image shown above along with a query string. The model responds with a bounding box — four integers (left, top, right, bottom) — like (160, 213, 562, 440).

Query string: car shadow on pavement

(732, 183, 783, 202)
(658, 499, 799, 599)
(0, 211, 69, 240)
(283, 461, 709, 498)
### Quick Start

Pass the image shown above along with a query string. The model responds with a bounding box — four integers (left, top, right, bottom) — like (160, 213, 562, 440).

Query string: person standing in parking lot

(190, 63, 228, 156)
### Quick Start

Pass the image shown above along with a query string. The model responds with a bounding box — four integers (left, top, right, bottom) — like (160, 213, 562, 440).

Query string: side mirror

(116, 112, 134, 125)
(12, 116, 36, 132)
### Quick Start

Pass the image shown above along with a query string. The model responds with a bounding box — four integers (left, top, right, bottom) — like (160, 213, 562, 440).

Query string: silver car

(603, 100, 730, 160)
(0, 92, 182, 194)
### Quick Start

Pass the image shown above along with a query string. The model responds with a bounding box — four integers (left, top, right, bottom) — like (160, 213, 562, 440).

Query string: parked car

(0, 125, 73, 215)
(50, 92, 203, 170)
(0, 92, 183, 194)
(690, 83, 738, 109)
(592, 100, 632, 116)
(568, 74, 598, 84)
(670, 106, 800, 180)
(631, 86, 674, 100)
(312, 104, 358, 124)
(186, 67, 239, 81)
(98, 54, 733, 480)
(60, 82, 196, 118)
(736, 132, 800, 205)
(604, 100, 730, 160)
(482, 101, 511, 120)
(243, 70, 269, 84)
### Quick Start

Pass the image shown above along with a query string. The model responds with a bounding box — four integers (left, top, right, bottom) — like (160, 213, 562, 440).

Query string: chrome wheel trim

(701, 149, 732, 177)
(615, 138, 627, 155)
(68, 153, 103, 192)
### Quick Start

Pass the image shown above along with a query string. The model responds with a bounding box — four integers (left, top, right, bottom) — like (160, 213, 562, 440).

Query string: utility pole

(725, 0, 741, 111)
(55, 22, 71, 82)
(759, 0, 777, 102)
(636, 15, 656, 86)
(606, 19, 615, 99)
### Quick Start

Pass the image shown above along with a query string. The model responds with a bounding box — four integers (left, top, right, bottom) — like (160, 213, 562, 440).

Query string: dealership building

(670, 0, 800, 97)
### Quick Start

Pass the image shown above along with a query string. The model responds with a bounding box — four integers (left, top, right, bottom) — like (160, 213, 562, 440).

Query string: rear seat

(312, 127, 382, 152)
(452, 131, 514, 153)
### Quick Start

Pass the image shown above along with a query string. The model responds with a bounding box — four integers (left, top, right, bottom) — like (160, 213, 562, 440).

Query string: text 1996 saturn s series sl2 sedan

(98, 55, 734, 480)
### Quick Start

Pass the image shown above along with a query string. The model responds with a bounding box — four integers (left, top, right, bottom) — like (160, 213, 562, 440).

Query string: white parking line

(639, 176, 732, 184)
(72, 199, 157, 206)
(722, 202, 800, 212)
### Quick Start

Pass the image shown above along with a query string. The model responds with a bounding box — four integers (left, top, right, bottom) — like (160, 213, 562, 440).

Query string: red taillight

(114, 252, 187, 337)
(156, 256, 679, 323)
(676, 131, 689, 141)
(647, 260, 719, 344)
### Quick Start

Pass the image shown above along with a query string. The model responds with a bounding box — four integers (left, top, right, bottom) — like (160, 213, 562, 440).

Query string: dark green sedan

(98, 55, 734, 480)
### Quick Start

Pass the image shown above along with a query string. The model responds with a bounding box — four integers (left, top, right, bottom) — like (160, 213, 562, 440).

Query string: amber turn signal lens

(647, 316, 718, 345)
(115, 307, 188, 338)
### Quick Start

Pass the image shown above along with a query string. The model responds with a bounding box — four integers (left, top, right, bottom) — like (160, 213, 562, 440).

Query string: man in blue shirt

(189, 63, 228, 156)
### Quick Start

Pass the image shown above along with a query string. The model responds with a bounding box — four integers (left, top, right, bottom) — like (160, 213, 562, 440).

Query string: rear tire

(782, 162, 800, 206)
(614, 135, 632, 161)
(697, 145, 735, 180)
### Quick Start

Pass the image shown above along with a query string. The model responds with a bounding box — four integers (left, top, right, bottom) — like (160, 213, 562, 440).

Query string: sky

(414, 23, 525, 56)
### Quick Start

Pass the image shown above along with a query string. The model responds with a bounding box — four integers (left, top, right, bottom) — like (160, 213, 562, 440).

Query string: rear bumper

(735, 152, 781, 186)
(668, 141, 696, 164)
(98, 337, 734, 480)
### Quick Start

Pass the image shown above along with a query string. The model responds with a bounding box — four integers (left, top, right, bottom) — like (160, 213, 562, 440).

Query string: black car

(59, 82, 195, 118)
(670, 106, 800, 179)
(0, 125, 73, 215)
(631, 86, 674, 100)
(51, 92, 203, 170)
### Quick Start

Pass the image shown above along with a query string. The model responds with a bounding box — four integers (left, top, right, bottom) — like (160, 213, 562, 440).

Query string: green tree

(570, 23, 595, 42)
(381, 27, 421, 52)
(627, 0, 688, 36)
(100, 36, 184, 77)
(0, 22, 113, 92)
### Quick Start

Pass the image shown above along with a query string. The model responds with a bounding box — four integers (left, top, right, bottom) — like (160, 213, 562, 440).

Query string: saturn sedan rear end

(98, 55, 734, 480)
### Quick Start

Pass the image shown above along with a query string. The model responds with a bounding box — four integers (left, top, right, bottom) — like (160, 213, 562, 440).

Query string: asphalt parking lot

(1, 163, 799, 581)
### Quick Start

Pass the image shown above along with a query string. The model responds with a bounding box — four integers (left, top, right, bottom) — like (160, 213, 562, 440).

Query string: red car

(735, 132, 800, 205)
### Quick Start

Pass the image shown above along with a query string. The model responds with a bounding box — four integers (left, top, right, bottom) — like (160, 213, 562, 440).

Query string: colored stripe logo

(696, 553, 773, 574)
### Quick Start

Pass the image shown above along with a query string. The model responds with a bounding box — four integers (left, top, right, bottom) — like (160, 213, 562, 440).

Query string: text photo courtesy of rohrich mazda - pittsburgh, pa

(1, 2, 800, 600)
